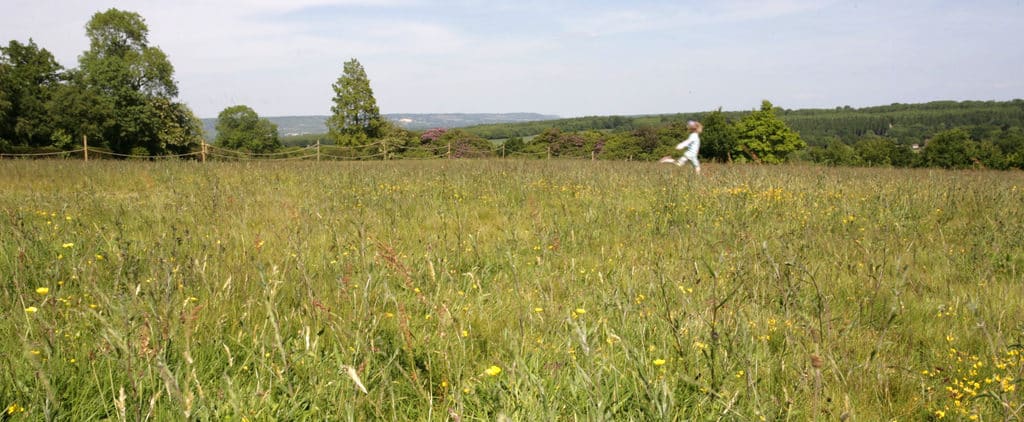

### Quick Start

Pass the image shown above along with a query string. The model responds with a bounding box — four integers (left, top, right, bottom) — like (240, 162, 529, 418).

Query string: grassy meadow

(2, 159, 1023, 420)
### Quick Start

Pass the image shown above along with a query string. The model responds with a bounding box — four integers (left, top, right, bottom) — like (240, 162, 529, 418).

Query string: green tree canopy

(215, 105, 280, 153)
(0, 90, 9, 145)
(734, 100, 806, 163)
(921, 128, 976, 169)
(328, 58, 381, 146)
(805, 138, 862, 166)
(852, 135, 913, 167)
(699, 108, 738, 162)
(502, 136, 525, 155)
(0, 39, 64, 147)
(71, 8, 199, 155)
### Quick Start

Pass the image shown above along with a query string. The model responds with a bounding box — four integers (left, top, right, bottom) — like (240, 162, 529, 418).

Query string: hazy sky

(3, 0, 1022, 118)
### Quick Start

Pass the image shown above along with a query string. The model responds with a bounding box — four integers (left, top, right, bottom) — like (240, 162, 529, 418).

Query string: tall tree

(734, 100, 806, 163)
(920, 128, 975, 169)
(699, 108, 738, 162)
(854, 135, 897, 166)
(993, 126, 1024, 169)
(72, 8, 200, 155)
(813, 138, 862, 166)
(151, 97, 203, 155)
(47, 69, 106, 150)
(215, 105, 280, 153)
(0, 89, 9, 145)
(0, 39, 64, 147)
(328, 58, 381, 146)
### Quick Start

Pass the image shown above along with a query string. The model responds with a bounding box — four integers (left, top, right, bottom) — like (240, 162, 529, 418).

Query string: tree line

(457, 100, 1024, 169)
(1, 9, 202, 157)
(4, 8, 1022, 169)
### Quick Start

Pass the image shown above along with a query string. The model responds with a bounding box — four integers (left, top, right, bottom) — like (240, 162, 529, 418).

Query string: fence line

(205, 144, 316, 157)
(90, 150, 201, 159)
(401, 145, 445, 152)
(0, 148, 86, 158)
(258, 153, 318, 162)
(204, 150, 316, 161)
(395, 154, 449, 160)
(2, 142, 604, 162)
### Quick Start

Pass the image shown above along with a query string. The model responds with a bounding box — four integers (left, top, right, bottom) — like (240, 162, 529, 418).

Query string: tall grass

(2, 160, 1022, 420)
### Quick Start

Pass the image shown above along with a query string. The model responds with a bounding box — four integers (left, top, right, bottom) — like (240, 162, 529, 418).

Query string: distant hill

(200, 113, 560, 140)
(459, 99, 1024, 146)
(386, 113, 559, 130)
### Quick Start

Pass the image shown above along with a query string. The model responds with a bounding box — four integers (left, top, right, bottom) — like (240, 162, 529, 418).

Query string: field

(2, 160, 1023, 420)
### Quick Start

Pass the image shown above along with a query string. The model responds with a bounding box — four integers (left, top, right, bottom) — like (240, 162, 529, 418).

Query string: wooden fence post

(201, 139, 207, 162)
(316, 139, 321, 162)
(83, 135, 88, 162)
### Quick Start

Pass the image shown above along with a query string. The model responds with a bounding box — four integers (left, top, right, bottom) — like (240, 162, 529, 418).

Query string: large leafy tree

(328, 58, 382, 146)
(605, 127, 663, 161)
(853, 135, 913, 167)
(215, 105, 280, 153)
(151, 97, 203, 155)
(699, 108, 738, 162)
(652, 122, 690, 159)
(72, 8, 200, 155)
(47, 69, 106, 150)
(808, 138, 862, 166)
(734, 100, 806, 163)
(920, 128, 976, 169)
(595, 132, 641, 160)
(0, 39, 64, 147)
(993, 126, 1024, 168)
(375, 120, 417, 159)
(0, 90, 8, 145)
(526, 128, 592, 157)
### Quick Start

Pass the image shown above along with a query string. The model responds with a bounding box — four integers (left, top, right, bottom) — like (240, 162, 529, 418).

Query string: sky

(3, 0, 1022, 118)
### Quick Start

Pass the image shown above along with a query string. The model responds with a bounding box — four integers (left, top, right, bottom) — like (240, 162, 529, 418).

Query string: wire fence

(0, 148, 87, 157)
(91, 150, 202, 159)
(0, 139, 604, 162)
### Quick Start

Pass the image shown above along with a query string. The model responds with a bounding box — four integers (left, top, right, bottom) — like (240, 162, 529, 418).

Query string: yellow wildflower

(36, 287, 49, 295)
(484, 365, 502, 376)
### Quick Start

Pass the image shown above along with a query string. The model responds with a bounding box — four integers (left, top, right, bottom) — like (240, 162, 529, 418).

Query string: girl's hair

(691, 121, 703, 134)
